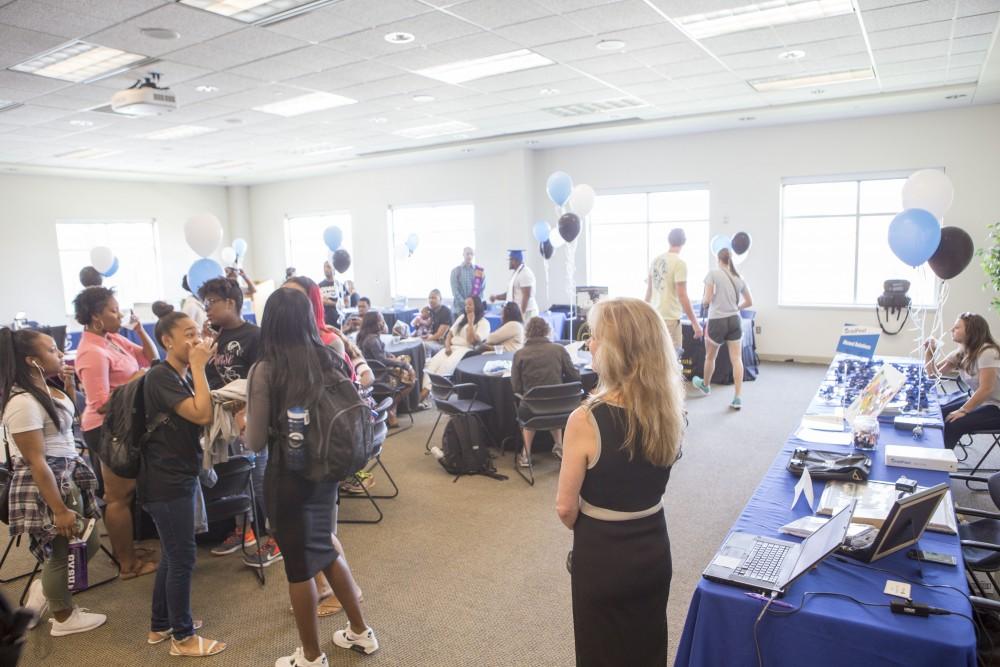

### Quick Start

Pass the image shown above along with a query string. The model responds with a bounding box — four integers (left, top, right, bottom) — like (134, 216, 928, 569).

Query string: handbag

(786, 447, 871, 482)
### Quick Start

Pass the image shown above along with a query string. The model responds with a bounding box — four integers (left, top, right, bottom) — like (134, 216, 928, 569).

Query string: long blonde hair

(586, 298, 685, 467)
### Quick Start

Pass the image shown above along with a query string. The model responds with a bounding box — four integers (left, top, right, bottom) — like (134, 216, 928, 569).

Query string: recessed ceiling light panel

(253, 91, 357, 116)
(677, 0, 854, 39)
(393, 121, 476, 139)
(750, 67, 874, 91)
(10, 40, 150, 83)
(178, 0, 341, 25)
(415, 49, 553, 84)
(69, 119, 95, 127)
(142, 124, 217, 140)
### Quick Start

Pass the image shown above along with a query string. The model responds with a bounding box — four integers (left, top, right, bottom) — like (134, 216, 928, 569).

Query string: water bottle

(286, 407, 309, 471)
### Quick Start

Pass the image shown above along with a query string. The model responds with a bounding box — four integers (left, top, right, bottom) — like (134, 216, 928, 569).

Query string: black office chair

(423, 373, 494, 454)
(952, 470, 1000, 598)
(938, 375, 1000, 473)
(505, 382, 584, 486)
(340, 397, 398, 525)
(203, 456, 265, 585)
(367, 358, 414, 436)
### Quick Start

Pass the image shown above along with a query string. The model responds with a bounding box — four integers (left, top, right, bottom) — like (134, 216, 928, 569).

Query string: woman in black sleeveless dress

(557, 297, 685, 667)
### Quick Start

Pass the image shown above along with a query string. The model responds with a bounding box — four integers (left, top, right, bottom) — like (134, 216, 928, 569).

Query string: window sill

(778, 303, 937, 311)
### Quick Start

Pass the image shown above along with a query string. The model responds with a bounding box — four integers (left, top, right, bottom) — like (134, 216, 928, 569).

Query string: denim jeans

(143, 479, 198, 638)
(232, 440, 268, 533)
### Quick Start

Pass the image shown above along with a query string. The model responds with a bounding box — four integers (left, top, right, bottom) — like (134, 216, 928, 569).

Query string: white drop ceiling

(0, 0, 997, 184)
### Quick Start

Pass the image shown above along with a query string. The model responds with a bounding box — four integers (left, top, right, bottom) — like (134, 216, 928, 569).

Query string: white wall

(0, 173, 229, 325)
(247, 149, 538, 306)
(533, 104, 1000, 359)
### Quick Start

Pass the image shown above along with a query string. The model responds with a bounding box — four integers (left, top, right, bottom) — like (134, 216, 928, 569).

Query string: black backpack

(98, 375, 170, 479)
(437, 414, 506, 481)
(270, 367, 375, 482)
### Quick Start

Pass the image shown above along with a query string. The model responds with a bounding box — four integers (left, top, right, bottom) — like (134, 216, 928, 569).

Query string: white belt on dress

(579, 498, 663, 522)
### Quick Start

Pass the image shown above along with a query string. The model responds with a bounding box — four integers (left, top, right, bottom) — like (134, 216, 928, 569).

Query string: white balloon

(90, 246, 114, 273)
(220, 246, 237, 266)
(902, 169, 954, 220)
(569, 184, 596, 218)
(395, 244, 410, 260)
(184, 213, 224, 258)
(549, 227, 566, 249)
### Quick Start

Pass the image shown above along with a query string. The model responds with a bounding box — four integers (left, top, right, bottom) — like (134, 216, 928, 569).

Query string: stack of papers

(483, 360, 512, 377)
(801, 409, 846, 432)
(794, 427, 852, 446)
(780, 515, 874, 540)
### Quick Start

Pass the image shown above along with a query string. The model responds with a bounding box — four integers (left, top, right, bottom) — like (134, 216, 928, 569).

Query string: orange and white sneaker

(211, 526, 256, 556)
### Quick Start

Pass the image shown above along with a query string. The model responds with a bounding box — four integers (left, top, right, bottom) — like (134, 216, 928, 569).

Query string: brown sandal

(120, 558, 158, 580)
(169, 634, 226, 657)
(317, 590, 363, 617)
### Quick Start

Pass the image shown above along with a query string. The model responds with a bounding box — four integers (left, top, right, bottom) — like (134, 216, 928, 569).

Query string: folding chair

(505, 382, 584, 486)
(203, 456, 265, 585)
(341, 397, 398, 525)
(422, 373, 494, 454)
(953, 471, 1000, 598)
(367, 359, 414, 436)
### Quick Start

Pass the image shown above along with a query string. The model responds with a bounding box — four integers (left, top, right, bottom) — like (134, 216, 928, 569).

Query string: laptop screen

(787, 502, 855, 584)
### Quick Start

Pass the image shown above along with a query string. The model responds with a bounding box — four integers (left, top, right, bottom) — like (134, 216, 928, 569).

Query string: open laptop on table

(838, 483, 949, 563)
(703, 501, 856, 596)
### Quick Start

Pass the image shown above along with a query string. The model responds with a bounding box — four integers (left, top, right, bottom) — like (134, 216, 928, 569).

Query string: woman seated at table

(511, 316, 580, 465)
(420, 296, 490, 400)
(924, 312, 1000, 449)
(556, 297, 682, 667)
(356, 312, 416, 428)
(478, 302, 525, 354)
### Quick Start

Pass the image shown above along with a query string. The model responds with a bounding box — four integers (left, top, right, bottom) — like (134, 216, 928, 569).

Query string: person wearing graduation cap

(490, 249, 538, 320)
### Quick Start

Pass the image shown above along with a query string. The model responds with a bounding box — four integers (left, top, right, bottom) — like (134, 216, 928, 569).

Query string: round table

(383, 335, 426, 414)
(451, 351, 598, 447)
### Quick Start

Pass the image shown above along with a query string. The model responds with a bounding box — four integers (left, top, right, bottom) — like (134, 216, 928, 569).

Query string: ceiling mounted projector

(111, 72, 176, 116)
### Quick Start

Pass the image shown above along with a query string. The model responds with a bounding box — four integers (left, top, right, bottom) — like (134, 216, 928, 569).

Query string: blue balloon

(187, 258, 224, 295)
(546, 171, 573, 207)
(232, 238, 248, 257)
(323, 226, 343, 252)
(888, 208, 942, 266)
(101, 257, 119, 278)
(405, 233, 419, 253)
(532, 221, 550, 243)
(710, 234, 732, 255)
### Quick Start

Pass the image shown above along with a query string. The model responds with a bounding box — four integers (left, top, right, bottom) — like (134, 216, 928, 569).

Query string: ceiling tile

(700, 27, 781, 56)
(948, 50, 987, 67)
(209, 83, 313, 110)
(953, 11, 999, 36)
(172, 72, 263, 103)
(495, 16, 592, 46)
(0, 24, 69, 57)
(377, 10, 483, 45)
(168, 27, 308, 70)
(0, 103, 71, 125)
(0, 70, 71, 95)
(335, 74, 444, 102)
(19, 91, 106, 111)
(450, 0, 554, 28)
(645, 0, 751, 14)
(87, 4, 244, 58)
(0, 0, 113, 39)
(945, 64, 983, 81)
(950, 33, 994, 52)
(323, 28, 422, 59)
(570, 53, 648, 75)
(878, 56, 949, 76)
(32, 0, 165, 22)
(770, 14, 861, 45)
(466, 63, 583, 91)
(958, 0, 1000, 17)
(89, 61, 214, 90)
(562, 0, 666, 33)
(261, 7, 366, 43)
(287, 60, 406, 92)
(860, 2, 958, 32)
(657, 57, 729, 78)
(867, 21, 953, 49)
(224, 55, 314, 84)
(429, 32, 525, 60)
(629, 41, 705, 66)
(596, 67, 668, 86)
(533, 0, 621, 13)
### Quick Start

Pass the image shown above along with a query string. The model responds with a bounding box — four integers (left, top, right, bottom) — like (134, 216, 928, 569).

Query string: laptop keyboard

(736, 542, 791, 583)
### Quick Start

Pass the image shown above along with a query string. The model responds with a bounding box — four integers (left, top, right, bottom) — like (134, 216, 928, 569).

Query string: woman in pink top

(74, 287, 159, 579)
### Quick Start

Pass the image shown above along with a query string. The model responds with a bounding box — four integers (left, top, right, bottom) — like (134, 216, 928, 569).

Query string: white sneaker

(516, 453, 530, 468)
(275, 647, 328, 667)
(24, 580, 47, 630)
(552, 445, 563, 460)
(332, 625, 379, 655)
(49, 607, 107, 636)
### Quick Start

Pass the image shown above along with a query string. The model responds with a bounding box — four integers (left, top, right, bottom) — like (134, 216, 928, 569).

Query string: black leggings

(941, 400, 1000, 449)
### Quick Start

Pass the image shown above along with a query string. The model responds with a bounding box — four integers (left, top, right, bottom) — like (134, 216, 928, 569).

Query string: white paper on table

(801, 411, 846, 432)
(564, 341, 586, 365)
(792, 465, 815, 512)
(794, 427, 853, 446)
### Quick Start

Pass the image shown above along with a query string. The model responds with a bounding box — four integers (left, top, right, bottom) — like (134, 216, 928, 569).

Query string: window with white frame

(56, 220, 161, 315)
(587, 189, 711, 300)
(388, 203, 475, 301)
(780, 176, 937, 307)
(284, 212, 354, 285)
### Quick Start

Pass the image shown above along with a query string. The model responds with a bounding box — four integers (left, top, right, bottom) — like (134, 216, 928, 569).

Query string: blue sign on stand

(836, 324, 880, 359)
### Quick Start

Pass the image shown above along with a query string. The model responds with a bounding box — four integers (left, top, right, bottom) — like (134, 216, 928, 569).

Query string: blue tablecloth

(485, 310, 568, 339)
(674, 357, 976, 667)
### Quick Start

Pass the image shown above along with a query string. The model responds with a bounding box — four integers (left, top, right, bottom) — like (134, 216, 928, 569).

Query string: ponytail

(718, 248, 740, 279)
(0, 328, 64, 429)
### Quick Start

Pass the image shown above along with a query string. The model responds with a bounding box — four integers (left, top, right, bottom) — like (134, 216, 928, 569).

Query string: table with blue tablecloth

(680, 311, 758, 385)
(674, 356, 976, 667)
(484, 309, 568, 340)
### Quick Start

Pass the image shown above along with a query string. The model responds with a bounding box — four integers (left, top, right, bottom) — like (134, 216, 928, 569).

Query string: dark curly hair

(73, 286, 115, 326)
(198, 277, 243, 311)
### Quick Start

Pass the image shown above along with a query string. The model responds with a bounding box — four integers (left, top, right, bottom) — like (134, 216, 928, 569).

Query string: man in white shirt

(645, 228, 702, 352)
(490, 249, 538, 319)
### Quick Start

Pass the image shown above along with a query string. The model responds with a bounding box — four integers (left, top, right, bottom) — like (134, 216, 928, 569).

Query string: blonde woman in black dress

(557, 297, 684, 666)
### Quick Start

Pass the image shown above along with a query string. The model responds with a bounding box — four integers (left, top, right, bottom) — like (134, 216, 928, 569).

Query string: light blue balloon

(187, 258, 224, 295)
(888, 208, 941, 266)
(232, 238, 248, 257)
(710, 234, 732, 255)
(532, 221, 550, 243)
(405, 233, 419, 252)
(101, 257, 119, 278)
(323, 226, 343, 252)
(546, 171, 573, 207)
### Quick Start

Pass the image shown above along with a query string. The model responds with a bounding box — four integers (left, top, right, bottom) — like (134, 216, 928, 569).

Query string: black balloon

(928, 226, 973, 280)
(558, 212, 581, 243)
(540, 240, 554, 259)
(332, 248, 351, 273)
(732, 231, 752, 255)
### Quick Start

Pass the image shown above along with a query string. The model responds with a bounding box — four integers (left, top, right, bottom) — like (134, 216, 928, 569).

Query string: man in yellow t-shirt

(645, 228, 703, 352)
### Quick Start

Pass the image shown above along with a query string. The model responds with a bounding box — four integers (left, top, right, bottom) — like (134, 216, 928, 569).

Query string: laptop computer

(838, 482, 948, 563)
(703, 501, 856, 596)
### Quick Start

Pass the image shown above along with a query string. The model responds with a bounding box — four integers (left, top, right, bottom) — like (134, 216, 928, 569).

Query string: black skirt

(571, 512, 672, 667)
(265, 467, 339, 583)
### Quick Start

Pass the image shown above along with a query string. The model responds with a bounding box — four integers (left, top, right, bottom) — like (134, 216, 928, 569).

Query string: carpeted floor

(8, 361, 850, 666)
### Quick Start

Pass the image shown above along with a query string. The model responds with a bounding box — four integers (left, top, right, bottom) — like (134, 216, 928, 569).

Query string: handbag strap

(721, 269, 741, 305)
